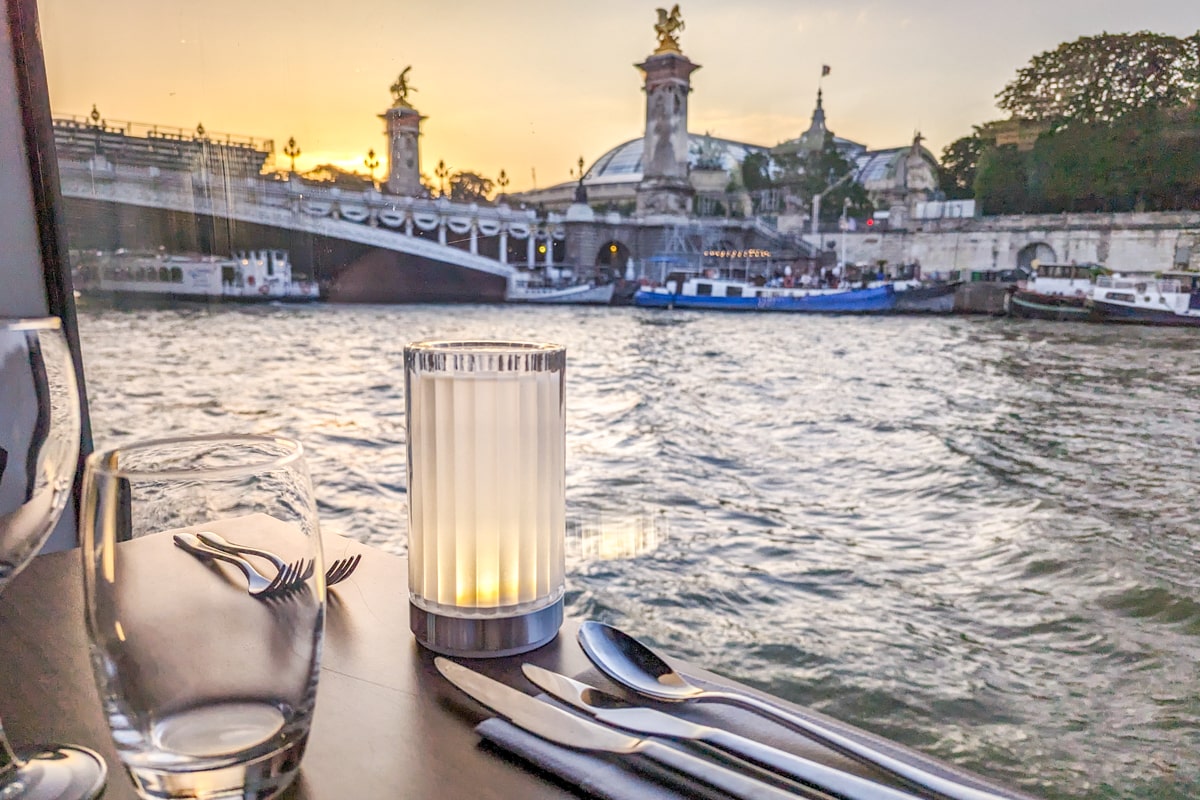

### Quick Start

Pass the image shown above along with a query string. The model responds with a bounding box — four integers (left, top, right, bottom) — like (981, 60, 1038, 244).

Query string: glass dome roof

(583, 134, 768, 186)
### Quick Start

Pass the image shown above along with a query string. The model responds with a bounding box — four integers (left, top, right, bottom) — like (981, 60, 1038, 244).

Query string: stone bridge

(56, 155, 568, 301)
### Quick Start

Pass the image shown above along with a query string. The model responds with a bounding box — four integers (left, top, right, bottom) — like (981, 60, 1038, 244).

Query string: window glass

(36, 6, 1200, 799)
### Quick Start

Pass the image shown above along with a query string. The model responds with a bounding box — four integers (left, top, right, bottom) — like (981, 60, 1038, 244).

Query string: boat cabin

(1025, 261, 1100, 296)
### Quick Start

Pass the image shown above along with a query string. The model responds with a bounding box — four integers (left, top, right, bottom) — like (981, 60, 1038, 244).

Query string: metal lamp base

(410, 599, 564, 658)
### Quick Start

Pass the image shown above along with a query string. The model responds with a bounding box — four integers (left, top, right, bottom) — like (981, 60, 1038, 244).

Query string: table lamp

(405, 340, 566, 657)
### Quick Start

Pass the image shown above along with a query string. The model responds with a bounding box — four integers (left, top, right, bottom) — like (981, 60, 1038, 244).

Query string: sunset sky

(38, 1, 1200, 192)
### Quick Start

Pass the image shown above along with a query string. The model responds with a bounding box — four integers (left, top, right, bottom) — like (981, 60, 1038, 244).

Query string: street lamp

(364, 148, 379, 184)
(283, 136, 301, 173)
(434, 159, 449, 197)
(574, 155, 587, 203)
(839, 197, 851, 269)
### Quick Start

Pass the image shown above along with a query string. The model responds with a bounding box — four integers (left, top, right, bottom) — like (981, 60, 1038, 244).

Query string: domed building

(513, 90, 941, 221)
(515, 133, 768, 213)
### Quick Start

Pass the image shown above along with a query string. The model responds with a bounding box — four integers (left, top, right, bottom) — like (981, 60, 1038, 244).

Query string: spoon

(578, 622, 1021, 800)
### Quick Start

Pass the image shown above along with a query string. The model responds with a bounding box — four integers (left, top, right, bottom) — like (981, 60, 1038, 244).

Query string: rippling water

(77, 303, 1200, 799)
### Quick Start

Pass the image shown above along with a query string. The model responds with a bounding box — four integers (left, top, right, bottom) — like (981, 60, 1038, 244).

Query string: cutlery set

(172, 530, 360, 598)
(437, 622, 1019, 800)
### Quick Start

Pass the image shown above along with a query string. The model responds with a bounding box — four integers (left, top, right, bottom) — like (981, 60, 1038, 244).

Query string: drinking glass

(80, 435, 324, 800)
(405, 340, 566, 657)
(0, 317, 107, 799)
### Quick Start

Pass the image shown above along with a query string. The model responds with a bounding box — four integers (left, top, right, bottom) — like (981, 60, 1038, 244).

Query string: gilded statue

(654, 5, 685, 54)
(390, 66, 416, 108)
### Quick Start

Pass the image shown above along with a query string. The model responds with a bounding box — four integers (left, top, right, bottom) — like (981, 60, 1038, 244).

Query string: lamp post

(434, 159, 450, 198)
(364, 148, 379, 184)
(574, 155, 587, 203)
(283, 136, 301, 173)
(840, 197, 850, 269)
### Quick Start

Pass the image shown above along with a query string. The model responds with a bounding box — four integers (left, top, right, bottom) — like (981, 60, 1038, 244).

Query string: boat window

(695, 283, 713, 296)
(726, 285, 742, 298)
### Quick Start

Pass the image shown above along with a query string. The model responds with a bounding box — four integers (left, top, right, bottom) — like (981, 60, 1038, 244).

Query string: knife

(522, 664, 921, 800)
(434, 657, 807, 800)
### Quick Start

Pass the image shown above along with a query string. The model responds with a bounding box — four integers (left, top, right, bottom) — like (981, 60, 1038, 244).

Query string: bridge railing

(54, 114, 272, 152)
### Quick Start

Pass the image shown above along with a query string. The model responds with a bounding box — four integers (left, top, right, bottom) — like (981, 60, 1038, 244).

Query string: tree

(448, 171, 494, 204)
(996, 31, 1200, 126)
(299, 164, 373, 190)
(796, 132, 871, 221)
(939, 132, 987, 200)
(740, 151, 772, 192)
(974, 145, 1032, 215)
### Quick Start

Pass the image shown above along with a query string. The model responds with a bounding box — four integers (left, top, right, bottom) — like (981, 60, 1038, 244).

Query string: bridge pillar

(527, 234, 536, 268)
(438, 221, 447, 246)
(380, 102, 426, 197)
(469, 223, 478, 255)
(499, 230, 508, 265)
(635, 47, 699, 217)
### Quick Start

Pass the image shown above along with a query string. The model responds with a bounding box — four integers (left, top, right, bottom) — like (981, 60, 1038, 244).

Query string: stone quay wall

(814, 211, 1200, 275)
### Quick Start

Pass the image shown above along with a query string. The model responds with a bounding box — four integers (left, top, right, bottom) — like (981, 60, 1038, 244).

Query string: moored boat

(506, 277, 616, 305)
(892, 282, 960, 313)
(77, 249, 320, 305)
(633, 272, 893, 312)
(1091, 270, 1200, 326)
(1007, 262, 1099, 321)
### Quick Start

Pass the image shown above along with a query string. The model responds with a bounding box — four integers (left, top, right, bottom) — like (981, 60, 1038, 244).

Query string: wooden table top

(0, 535, 589, 799)
(0, 535, 1033, 800)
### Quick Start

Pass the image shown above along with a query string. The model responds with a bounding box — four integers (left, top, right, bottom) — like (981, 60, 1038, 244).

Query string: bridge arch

(596, 239, 633, 277)
(1017, 242, 1056, 272)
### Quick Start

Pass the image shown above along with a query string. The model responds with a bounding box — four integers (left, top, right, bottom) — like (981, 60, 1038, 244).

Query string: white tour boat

(79, 249, 321, 304)
(506, 273, 615, 305)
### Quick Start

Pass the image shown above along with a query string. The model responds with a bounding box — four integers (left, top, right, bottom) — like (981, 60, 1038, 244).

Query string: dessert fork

(198, 530, 358, 586)
(174, 533, 307, 598)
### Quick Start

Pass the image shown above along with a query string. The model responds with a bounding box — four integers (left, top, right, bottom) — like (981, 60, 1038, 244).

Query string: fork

(197, 531, 315, 582)
(174, 533, 307, 598)
(198, 530, 358, 586)
(323, 554, 361, 586)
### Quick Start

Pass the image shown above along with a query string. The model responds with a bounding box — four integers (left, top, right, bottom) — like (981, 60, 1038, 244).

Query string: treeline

(940, 31, 1200, 215)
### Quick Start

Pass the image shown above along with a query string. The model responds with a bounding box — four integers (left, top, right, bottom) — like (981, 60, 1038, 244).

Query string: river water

(77, 303, 1200, 799)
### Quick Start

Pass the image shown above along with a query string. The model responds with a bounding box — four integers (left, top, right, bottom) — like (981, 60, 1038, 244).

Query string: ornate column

(635, 9, 699, 218)
(380, 67, 426, 196)
(527, 234, 536, 268)
(499, 229, 509, 264)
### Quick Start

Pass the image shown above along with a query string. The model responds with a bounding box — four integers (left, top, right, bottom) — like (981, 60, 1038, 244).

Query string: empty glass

(80, 435, 324, 800)
(0, 317, 107, 799)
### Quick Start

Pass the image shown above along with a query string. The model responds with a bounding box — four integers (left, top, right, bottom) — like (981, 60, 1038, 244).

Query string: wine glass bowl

(0, 317, 81, 587)
(0, 317, 106, 800)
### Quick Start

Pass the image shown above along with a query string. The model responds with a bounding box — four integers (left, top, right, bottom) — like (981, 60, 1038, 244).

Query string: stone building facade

(829, 211, 1200, 275)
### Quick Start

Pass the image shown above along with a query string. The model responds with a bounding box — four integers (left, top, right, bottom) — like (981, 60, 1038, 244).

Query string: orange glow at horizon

(36, 0, 1197, 194)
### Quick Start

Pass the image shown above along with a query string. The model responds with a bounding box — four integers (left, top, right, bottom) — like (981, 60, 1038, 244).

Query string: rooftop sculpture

(654, 5, 685, 54)
(390, 66, 416, 108)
